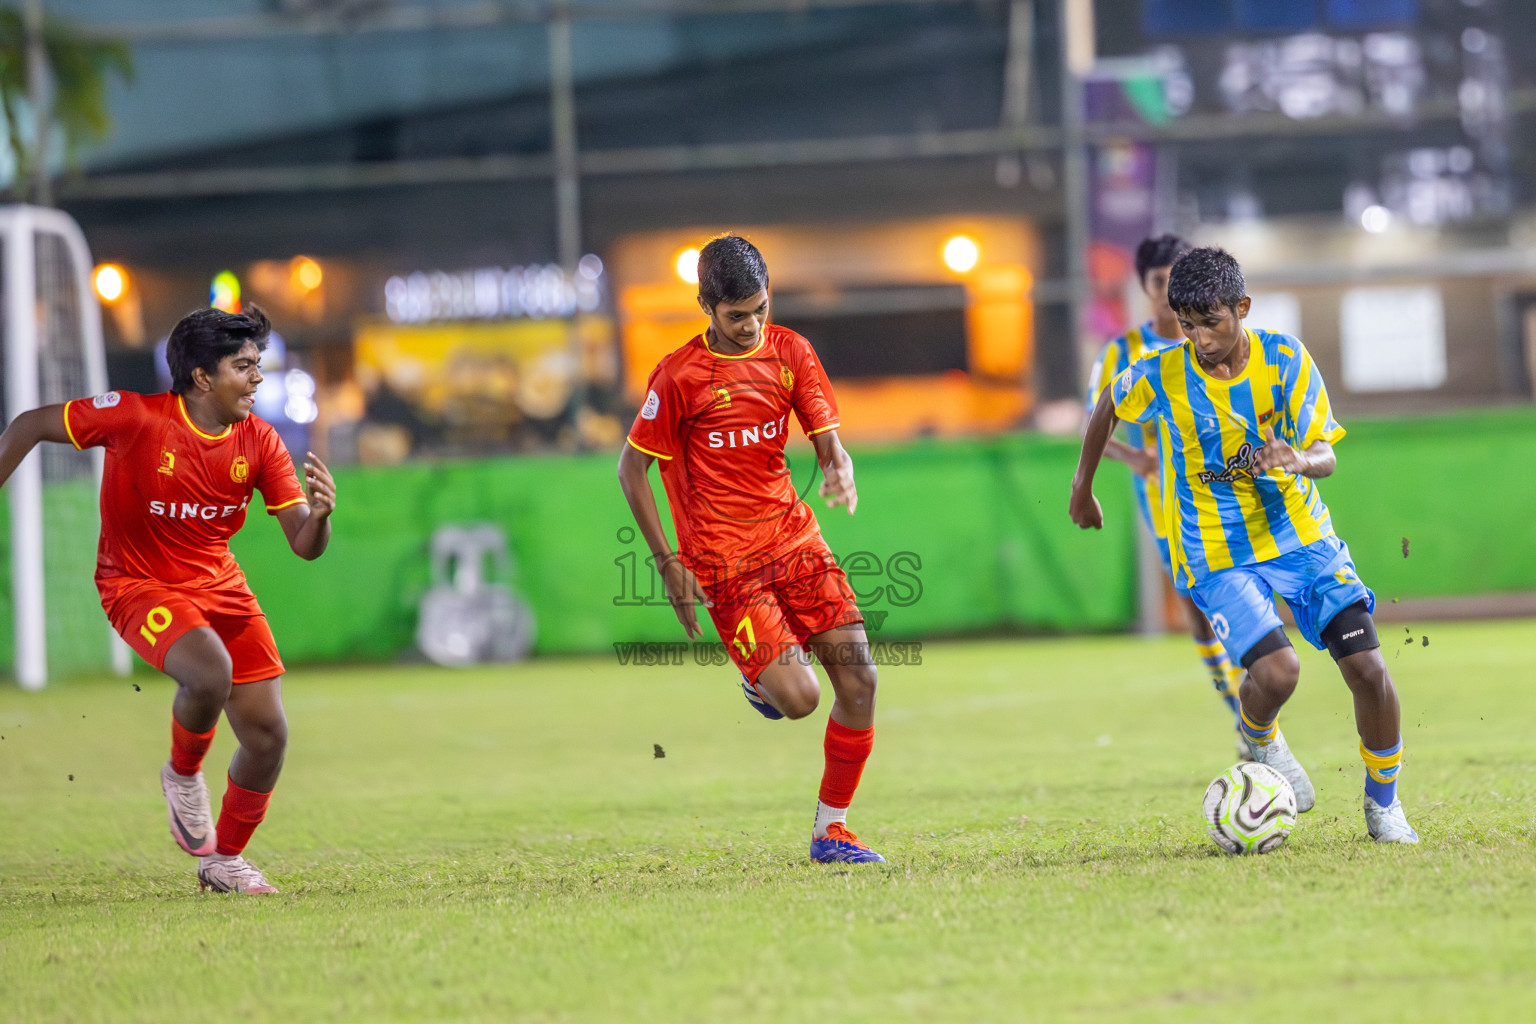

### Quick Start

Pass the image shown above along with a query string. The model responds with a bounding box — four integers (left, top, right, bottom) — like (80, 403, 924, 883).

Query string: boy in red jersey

(617, 234, 883, 864)
(0, 306, 335, 893)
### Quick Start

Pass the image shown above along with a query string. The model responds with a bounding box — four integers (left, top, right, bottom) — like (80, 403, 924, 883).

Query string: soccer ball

(1202, 762, 1298, 855)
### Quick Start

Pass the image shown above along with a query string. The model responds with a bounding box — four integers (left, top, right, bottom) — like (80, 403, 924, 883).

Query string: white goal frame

(2, 203, 131, 688)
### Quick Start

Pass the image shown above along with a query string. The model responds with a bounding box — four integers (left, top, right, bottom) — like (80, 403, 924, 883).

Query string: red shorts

(703, 537, 863, 681)
(99, 578, 286, 684)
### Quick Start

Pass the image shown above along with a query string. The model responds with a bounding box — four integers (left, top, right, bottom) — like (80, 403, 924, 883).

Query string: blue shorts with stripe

(1187, 535, 1374, 664)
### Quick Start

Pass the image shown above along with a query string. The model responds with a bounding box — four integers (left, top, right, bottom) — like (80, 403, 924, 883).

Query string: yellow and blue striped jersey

(1086, 322, 1183, 539)
(1110, 328, 1346, 587)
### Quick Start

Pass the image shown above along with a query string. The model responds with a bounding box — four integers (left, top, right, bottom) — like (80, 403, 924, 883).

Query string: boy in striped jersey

(1070, 247, 1418, 844)
(1083, 235, 1246, 749)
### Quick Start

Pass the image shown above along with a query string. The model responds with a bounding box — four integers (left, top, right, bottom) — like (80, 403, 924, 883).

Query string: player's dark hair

(1167, 247, 1246, 317)
(697, 234, 769, 308)
(166, 305, 271, 394)
(1135, 233, 1191, 283)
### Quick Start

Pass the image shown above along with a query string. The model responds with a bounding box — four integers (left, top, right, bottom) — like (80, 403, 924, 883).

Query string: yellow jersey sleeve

(1111, 363, 1157, 424)
(1284, 344, 1346, 449)
(1085, 339, 1123, 412)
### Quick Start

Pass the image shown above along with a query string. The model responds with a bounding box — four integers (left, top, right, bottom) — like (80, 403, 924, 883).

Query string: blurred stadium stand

(51, 2, 1536, 447)
(2, 0, 1532, 667)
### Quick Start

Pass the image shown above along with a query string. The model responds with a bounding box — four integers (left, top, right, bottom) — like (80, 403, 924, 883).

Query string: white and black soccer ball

(1202, 762, 1298, 855)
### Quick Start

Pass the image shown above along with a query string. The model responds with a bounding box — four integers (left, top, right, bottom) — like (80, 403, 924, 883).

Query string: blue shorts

(1188, 535, 1374, 665)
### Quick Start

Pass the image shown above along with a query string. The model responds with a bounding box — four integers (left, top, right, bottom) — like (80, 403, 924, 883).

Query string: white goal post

(2, 203, 131, 688)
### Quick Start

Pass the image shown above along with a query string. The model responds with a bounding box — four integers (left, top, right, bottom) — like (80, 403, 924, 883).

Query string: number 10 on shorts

(139, 606, 173, 646)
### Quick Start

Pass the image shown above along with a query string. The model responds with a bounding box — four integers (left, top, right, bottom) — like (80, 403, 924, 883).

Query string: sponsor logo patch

(1197, 443, 1258, 485)
(641, 389, 660, 420)
(92, 391, 121, 409)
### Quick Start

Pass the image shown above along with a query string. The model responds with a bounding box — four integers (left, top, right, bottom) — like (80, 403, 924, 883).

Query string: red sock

(214, 776, 273, 856)
(819, 719, 875, 809)
(169, 717, 217, 777)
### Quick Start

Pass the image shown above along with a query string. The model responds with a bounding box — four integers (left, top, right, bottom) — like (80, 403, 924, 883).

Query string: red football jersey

(63, 391, 307, 590)
(627, 324, 840, 586)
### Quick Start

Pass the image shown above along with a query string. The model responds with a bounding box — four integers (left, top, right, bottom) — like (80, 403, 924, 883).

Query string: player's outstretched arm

(616, 443, 712, 639)
(1252, 425, 1335, 478)
(1070, 397, 1119, 530)
(277, 452, 335, 560)
(812, 430, 857, 515)
(0, 404, 71, 489)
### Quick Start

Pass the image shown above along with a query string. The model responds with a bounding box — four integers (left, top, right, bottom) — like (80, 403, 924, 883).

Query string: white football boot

(160, 762, 216, 856)
(1234, 727, 1256, 762)
(1240, 729, 1316, 813)
(197, 853, 279, 894)
(1364, 794, 1420, 844)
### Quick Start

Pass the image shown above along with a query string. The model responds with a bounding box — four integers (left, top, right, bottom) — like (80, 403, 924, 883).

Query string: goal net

(1, 205, 128, 687)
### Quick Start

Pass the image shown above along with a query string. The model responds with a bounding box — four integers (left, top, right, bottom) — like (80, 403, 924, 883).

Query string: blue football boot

(809, 823, 886, 864)
(741, 673, 783, 720)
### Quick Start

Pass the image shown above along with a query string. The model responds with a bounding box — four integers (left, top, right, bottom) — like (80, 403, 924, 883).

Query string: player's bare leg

(1237, 642, 1315, 812)
(1338, 647, 1417, 843)
(198, 676, 286, 894)
(158, 627, 235, 856)
(1239, 643, 1298, 725)
(224, 676, 288, 792)
(752, 653, 821, 720)
(164, 627, 234, 734)
(1337, 648, 1399, 751)
(811, 623, 877, 731)
(803, 623, 882, 863)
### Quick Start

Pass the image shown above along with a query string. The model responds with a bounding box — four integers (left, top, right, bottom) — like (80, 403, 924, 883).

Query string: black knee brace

(1321, 600, 1379, 661)
(1239, 627, 1292, 670)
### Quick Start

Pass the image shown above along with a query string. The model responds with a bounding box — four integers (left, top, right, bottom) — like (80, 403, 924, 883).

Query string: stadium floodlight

(1360, 205, 1392, 234)
(291, 256, 322, 292)
(674, 247, 700, 284)
(943, 234, 980, 272)
(93, 263, 126, 302)
(2, 205, 132, 688)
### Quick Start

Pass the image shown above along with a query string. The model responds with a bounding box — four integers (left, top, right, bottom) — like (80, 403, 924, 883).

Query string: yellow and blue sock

(1360, 738, 1403, 807)
(1238, 708, 1278, 746)
(1195, 637, 1242, 718)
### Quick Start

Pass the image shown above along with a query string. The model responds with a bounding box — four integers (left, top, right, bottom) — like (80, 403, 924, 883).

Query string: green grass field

(2, 621, 1534, 1022)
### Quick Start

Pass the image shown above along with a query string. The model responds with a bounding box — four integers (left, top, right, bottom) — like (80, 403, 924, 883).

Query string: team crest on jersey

(158, 449, 176, 476)
(92, 391, 121, 409)
(712, 387, 731, 409)
(779, 365, 794, 390)
(641, 389, 660, 420)
(230, 455, 250, 483)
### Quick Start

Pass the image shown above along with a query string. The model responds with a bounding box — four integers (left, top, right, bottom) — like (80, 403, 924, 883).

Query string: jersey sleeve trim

(62, 400, 83, 450)
(176, 394, 233, 441)
(266, 496, 309, 513)
(805, 420, 840, 437)
(627, 436, 673, 461)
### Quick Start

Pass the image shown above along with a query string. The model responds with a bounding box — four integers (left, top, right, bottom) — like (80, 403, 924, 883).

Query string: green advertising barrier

(3, 407, 1535, 672)
(226, 430, 1139, 663)
(1307, 409, 1536, 600)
